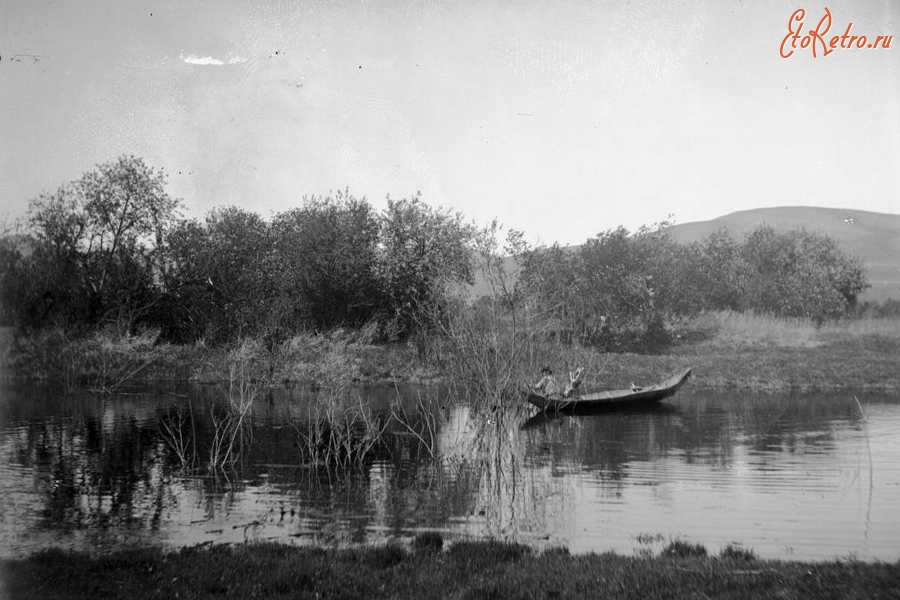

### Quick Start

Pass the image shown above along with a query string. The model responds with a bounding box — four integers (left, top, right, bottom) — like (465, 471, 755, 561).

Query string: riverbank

(0, 327, 439, 390)
(2, 313, 899, 392)
(2, 540, 898, 599)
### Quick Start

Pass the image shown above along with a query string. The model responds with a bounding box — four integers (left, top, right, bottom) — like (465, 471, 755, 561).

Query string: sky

(1, 0, 898, 245)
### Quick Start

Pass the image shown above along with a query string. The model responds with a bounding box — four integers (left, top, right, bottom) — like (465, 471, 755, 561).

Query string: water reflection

(1, 382, 898, 561)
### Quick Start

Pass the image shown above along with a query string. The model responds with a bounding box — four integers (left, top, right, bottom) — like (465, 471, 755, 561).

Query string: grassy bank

(0, 327, 436, 389)
(430, 311, 900, 395)
(585, 312, 900, 392)
(670, 311, 900, 391)
(2, 312, 899, 392)
(3, 540, 899, 599)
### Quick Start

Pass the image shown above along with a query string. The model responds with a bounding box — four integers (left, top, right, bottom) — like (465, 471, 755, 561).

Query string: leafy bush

(271, 192, 383, 333)
(376, 194, 477, 341)
(519, 224, 869, 350)
(164, 207, 274, 343)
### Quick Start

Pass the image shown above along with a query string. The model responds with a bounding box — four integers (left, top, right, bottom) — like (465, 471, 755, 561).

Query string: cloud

(180, 52, 248, 66)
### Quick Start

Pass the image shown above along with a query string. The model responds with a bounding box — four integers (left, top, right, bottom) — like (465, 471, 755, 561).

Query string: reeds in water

(292, 387, 440, 474)
(207, 345, 259, 471)
(293, 390, 391, 472)
(158, 402, 197, 470)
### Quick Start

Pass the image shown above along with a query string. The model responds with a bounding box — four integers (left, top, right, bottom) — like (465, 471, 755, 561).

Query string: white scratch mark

(180, 52, 248, 66)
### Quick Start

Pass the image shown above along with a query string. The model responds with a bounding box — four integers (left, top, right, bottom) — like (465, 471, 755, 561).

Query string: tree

(376, 195, 476, 339)
(164, 207, 273, 343)
(688, 229, 747, 311)
(520, 226, 660, 347)
(519, 243, 580, 342)
(24, 156, 179, 332)
(75, 156, 178, 293)
(519, 220, 870, 350)
(740, 227, 868, 321)
(0, 235, 34, 326)
(271, 191, 382, 332)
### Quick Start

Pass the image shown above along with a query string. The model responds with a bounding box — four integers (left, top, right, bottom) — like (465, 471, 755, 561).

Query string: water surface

(1, 381, 898, 561)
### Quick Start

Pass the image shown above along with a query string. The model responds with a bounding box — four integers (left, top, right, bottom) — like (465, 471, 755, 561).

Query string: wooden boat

(524, 368, 692, 413)
(520, 402, 679, 430)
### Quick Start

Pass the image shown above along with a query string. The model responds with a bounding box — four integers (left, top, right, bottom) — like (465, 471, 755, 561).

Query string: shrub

(661, 540, 708, 558)
(719, 543, 757, 561)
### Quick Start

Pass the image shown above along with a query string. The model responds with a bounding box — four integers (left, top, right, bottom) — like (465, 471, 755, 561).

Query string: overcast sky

(2, 0, 898, 245)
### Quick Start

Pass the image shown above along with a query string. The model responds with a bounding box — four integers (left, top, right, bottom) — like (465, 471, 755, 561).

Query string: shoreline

(3, 330, 899, 394)
(2, 540, 898, 599)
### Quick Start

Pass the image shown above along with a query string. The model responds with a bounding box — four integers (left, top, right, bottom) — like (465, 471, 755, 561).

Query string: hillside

(667, 207, 900, 302)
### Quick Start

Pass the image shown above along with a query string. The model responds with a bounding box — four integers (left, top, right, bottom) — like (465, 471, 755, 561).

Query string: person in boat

(564, 367, 585, 397)
(534, 366, 584, 398)
(533, 366, 559, 396)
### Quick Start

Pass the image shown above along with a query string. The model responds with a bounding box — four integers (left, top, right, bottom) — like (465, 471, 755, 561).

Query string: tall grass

(292, 391, 391, 472)
(685, 310, 825, 348)
(157, 341, 260, 474)
(8, 328, 158, 391)
(291, 387, 441, 476)
(683, 310, 900, 349)
(159, 402, 197, 471)
(287, 327, 387, 472)
(428, 298, 529, 405)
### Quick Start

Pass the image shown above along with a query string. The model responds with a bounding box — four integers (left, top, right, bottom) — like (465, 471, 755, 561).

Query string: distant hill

(666, 207, 900, 302)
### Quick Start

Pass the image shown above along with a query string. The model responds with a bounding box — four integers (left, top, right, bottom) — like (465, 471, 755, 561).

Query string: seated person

(534, 366, 585, 398)
(564, 367, 585, 397)
(533, 366, 559, 396)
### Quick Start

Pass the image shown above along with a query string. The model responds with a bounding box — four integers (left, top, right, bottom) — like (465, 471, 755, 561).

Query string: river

(1, 381, 898, 561)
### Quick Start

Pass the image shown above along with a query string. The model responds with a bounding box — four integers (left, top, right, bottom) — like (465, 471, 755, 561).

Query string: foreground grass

(2, 541, 899, 600)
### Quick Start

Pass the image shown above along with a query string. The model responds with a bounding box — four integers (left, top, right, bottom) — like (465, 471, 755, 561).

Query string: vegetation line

(3, 154, 898, 393)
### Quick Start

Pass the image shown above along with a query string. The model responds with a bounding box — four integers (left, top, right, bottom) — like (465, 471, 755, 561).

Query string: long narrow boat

(525, 368, 692, 413)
